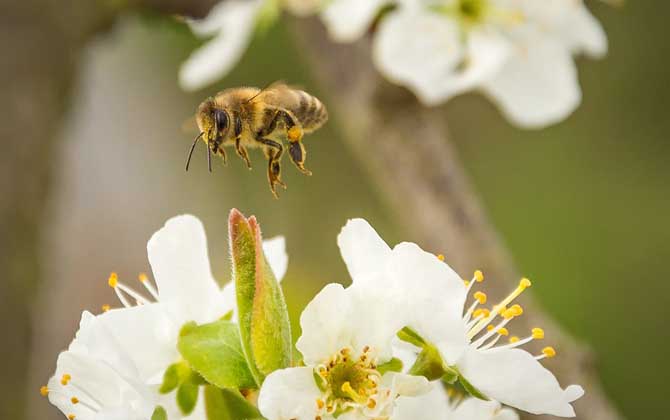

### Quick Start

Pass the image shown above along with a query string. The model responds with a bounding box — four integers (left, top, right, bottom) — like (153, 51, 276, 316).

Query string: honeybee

(186, 82, 328, 198)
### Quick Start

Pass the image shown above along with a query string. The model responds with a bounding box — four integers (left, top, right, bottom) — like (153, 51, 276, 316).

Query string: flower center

(314, 346, 383, 417)
(458, 0, 487, 21)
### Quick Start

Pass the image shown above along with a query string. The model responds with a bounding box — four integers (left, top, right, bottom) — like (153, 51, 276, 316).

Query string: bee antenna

(185, 132, 203, 172)
(207, 142, 212, 172)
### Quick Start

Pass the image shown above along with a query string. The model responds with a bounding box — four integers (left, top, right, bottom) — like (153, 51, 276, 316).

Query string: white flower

(372, 0, 607, 128)
(44, 214, 288, 419)
(321, 0, 393, 42)
(393, 383, 519, 420)
(336, 219, 584, 417)
(258, 219, 448, 419)
(179, 0, 323, 91)
(179, 0, 265, 91)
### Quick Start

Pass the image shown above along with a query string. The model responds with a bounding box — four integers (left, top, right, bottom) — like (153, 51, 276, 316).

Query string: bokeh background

(1, 1, 667, 419)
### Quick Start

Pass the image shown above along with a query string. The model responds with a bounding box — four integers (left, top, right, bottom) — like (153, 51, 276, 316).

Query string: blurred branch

(289, 18, 622, 420)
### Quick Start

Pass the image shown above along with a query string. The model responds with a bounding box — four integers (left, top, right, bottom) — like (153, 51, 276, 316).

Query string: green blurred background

(8, 1, 667, 419)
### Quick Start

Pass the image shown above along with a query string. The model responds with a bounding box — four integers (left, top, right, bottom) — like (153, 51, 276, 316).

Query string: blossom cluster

(43, 211, 583, 420)
(180, 0, 607, 128)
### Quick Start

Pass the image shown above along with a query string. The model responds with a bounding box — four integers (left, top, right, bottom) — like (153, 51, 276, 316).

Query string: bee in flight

(185, 82, 328, 198)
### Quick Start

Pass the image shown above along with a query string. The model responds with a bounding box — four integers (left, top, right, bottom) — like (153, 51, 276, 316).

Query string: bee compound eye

(215, 110, 229, 131)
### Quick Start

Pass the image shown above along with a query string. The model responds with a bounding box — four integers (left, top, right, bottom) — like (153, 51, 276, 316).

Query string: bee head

(196, 99, 231, 138)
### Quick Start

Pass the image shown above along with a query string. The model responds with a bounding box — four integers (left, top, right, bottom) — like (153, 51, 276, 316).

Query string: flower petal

(392, 384, 451, 420)
(452, 397, 514, 420)
(482, 36, 581, 129)
(337, 218, 391, 286)
(258, 367, 322, 420)
(562, 3, 608, 58)
(262, 235, 288, 281)
(382, 372, 431, 397)
(387, 243, 469, 365)
(97, 304, 179, 384)
(372, 9, 464, 104)
(321, 0, 390, 42)
(147, 215, 221, 324)
(458, 347, 584, 416)
(179, 0, 263, 91)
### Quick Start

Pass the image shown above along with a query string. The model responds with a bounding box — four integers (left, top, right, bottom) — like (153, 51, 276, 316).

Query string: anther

(437, 254, 445, 261)
(367, 399, 377, 409)
(107, 273, 118, 288)
(497, 327, 509, 336)
(138, 273, 148, 283)
(61, 374, 71, 386)
(40, 386, 49, 397)
(473, 308, 490, 318)
(474, 291, 487, 304)
(316, 399, 325, 409)
(474, 270, 484, 282)
(519, 277, 531, 289)
(542, 347, 556, 358)
(532, 328, 545, 340)
(101, 304, 110, 312)
(509, 336, 519, 343)
(71, 397, 79, 404)
(68, 415, 75, 420)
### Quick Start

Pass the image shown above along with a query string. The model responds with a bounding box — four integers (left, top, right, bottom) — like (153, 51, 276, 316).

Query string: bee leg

(288, 140, 312, 176)
(235, 137, 252, 169)
(216, 146, 227, 165)
(259, 138, 286, 198)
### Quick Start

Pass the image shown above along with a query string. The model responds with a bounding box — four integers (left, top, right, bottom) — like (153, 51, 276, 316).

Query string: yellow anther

(474, 291, 487, 304)
(502, 308, 517, 319)
(542, 347, 556, 358)
(316, 399, 325, 409)
(71, 397, 79, 404)
(40, 386, 49, 397)
(68, 415, 76, 420)
(532, 328, 545, 340)
(108, 272, 118, 288)
(101, 304, 111, 312)
(61, 374, 71, 386)
(367, 399, 377, 409)
(519, 278, 532, 289)
(473, 308, 490, 318)
(138, 272, 148, 283)
(474, 270, 484, 282)
(497, 327, 509, 336)
(463, 280, 470, 287)
(509, 336, 519, 343)
(487, 325, 494, 331)
(437, 254, 445, 261)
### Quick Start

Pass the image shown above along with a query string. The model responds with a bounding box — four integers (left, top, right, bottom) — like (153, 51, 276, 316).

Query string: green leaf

(458, 373, 489, 401)
(151, 406, 167, 420)
(229, 209, 292, 383)
(377, 357, 403, 376)
(159, 361, 191, 394)
(177, 382, 199, 415)
(204, 385, 264, 420)
(397, 326, 428, 348)
(178, 319, 257, 389)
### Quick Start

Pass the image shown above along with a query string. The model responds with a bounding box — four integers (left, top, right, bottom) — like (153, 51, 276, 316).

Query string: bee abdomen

(294, 91, 328, 133)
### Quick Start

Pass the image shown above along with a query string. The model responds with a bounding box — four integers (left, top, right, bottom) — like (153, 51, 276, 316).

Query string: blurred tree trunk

(289, 18, 622, 420)
(0, 1, 215, 418)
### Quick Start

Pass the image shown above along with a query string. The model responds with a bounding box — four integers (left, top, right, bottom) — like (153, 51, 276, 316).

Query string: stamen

(40, 386, 49, 397)
(532, 328, 544, 340)
(61, 374, 71, 386)
(68, 415, 75, 420)
(509, 336, 519, 343)
(101, 304, 110, 312)
(437, 254, 445, 261)
(108, 273, 131, 308)
(536, 347, 556, 360)
(468, 278, 531, 339)
(474, 291, 487, 304)
(71, 397, 79, 404)
(138, 272, 159, 300)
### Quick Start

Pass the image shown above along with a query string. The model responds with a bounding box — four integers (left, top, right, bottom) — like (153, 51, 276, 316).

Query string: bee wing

(245, 80, 305, 104)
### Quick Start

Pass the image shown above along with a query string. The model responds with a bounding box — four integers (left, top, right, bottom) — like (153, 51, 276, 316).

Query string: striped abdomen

(291, 90, 328, 133)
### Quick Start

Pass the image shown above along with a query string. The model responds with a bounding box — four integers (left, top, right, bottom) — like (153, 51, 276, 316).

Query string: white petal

(321, 0, 390, 42)
(387, 243, 469, 365)
(372, 9, 464, 104)
(452, 398, 509, 420)
(458, 347, 584, 417)
(147, 215, 221, 324)
(382, 372, 431, 397)
(494, 408, 521, 420)
(392, 384, 452, 420)
(263, 235, 288, 281)
(258, 367, 322, 420)
(296, 283, 356, 364)
(562, 4, 608, 58)
(179, 0, 263, 91)
(48, 351, 154, 420)
(337, 218, 391, 286)
(97, 304, 180, 384)
(482, 36, 581, 129)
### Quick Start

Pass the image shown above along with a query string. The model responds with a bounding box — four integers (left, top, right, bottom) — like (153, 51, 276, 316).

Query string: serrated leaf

(178, 319, 257, 389)
(177, 382, 199, 415)
(204, 385, 264, 420)
(229, 209, 292, 383)
(151, 406, 167, 420)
